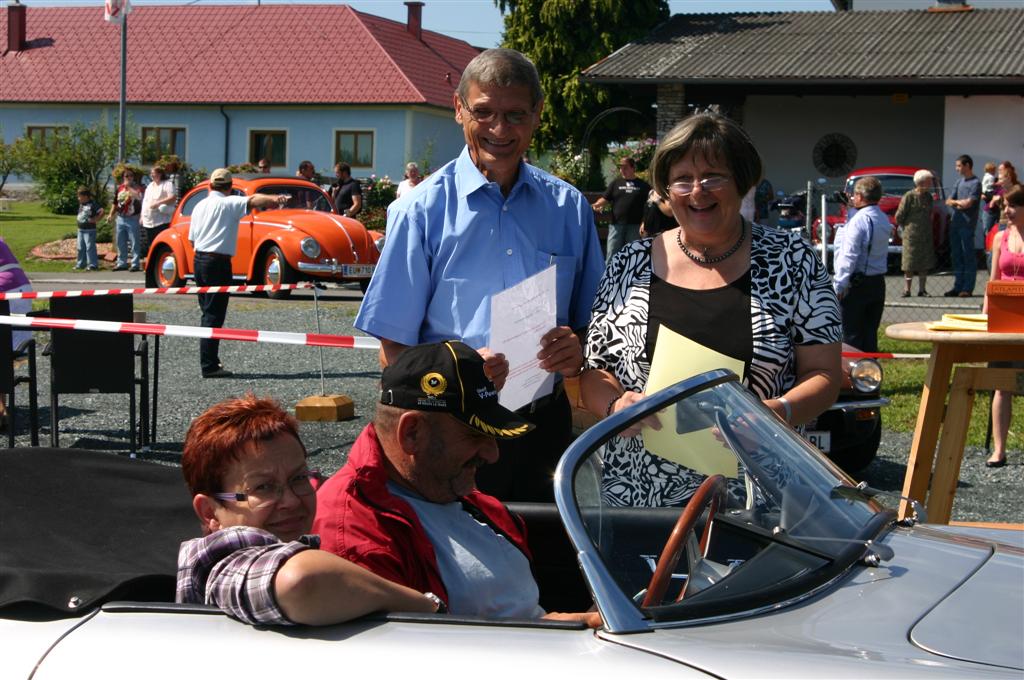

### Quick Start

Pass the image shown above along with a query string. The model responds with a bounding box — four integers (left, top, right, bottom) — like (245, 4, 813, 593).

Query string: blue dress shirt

(833, 203, 890, 295)
(355, 147, 604, 349)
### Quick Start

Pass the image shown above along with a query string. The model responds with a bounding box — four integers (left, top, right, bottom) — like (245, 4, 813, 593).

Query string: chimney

(928, 0, 973, 12)
(7, 0, 27, 54)
(405, 1, 424, 41)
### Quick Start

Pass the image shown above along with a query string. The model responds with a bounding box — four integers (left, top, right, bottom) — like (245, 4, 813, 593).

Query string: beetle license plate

(341, 264, 375, 277)
(805, 430, 831, 453)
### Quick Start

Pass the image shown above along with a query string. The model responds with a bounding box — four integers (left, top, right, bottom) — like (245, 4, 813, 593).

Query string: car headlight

(374, 236, 386, 253)
(850, 358, 882, 393)
(300, 237, 321, 259)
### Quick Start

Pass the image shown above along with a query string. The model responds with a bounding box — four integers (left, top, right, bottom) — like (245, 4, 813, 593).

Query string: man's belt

(195, 251, 232, 260)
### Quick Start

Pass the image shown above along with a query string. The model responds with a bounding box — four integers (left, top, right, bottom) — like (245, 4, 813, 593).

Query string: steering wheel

(641, 474, 727, 608)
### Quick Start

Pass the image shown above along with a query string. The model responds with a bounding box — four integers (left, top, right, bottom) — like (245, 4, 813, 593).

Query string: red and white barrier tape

(842, 351, 929, 360)
(0, 314, 381, 350)
(0, 282, 316, 300)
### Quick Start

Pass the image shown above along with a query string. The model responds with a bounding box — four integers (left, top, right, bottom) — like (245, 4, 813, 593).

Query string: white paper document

(490, 265, 557, 411)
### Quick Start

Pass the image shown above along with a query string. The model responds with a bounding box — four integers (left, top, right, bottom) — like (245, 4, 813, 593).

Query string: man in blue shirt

(833, 176, 890, 352)
(355, 48, 604, 502)
(944, 154, 982, 297)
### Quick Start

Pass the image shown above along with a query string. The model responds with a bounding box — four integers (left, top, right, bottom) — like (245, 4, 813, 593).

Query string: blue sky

(14, 0, 836, 48)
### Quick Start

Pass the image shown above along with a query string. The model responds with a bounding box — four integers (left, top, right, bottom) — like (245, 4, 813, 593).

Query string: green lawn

(0, 200, 86, 272)
(878, 327, 1021, 449)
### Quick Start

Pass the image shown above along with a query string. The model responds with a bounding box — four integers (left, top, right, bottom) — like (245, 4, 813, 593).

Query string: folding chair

(47, 295, 149, 452)
(0, 300, 39, 448)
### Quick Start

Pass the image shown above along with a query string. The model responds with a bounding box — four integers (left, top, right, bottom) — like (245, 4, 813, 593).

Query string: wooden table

(885, 322, 1024, 522)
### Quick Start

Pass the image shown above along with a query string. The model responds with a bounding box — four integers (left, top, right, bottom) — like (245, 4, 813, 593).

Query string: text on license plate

(341, 264, 375, 277)
(804, 430, 831, 453)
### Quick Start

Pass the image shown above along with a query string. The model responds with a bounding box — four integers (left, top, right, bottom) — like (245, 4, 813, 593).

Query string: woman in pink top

(982, 184, 1024, 467)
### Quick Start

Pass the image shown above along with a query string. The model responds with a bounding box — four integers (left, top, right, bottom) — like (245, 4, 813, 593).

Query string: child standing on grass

(75, 186, 102, 271)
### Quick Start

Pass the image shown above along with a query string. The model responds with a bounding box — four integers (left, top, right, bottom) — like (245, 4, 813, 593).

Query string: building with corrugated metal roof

(583, 3, 1023, 196)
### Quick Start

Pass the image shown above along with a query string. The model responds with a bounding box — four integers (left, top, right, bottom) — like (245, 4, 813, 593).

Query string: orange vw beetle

(144, 176, 383, 297)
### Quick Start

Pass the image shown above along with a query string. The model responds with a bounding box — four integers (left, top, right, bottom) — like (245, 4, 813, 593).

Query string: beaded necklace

(676, 221, 746, 266)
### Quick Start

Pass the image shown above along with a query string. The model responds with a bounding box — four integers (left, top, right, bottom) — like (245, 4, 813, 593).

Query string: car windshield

(257, 185, 333, 212)
(562, 373, 889, 625)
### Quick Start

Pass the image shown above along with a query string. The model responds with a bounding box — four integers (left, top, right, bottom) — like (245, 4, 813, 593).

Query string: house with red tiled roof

(0, 2, 479, 179)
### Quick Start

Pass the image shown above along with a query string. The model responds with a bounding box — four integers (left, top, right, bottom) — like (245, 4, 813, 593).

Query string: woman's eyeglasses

(667, 176, 731, 197)
(213, 470, 321, 511)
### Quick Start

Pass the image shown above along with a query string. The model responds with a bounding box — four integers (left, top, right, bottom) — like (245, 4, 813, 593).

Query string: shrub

(22, 120, 140, 214)
(0, 132, 33, 196)
(157, 154, 203, 196)
(360, 206, 387, 231)
(112, 162, 145, 184)
(608, 138, 657, 174)
(548, 143, 589, 189)
(96, 219, 114, 243)
(362, 174, 396, 210)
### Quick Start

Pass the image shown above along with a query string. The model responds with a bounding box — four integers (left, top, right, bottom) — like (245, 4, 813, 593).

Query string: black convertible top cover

(0, 448, 196, 615)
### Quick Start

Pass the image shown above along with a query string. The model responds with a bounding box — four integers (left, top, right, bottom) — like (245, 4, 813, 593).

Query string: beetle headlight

(374, 236, 386, 253)
(850, 359, 882, 393)
(300, 237, 321, 259)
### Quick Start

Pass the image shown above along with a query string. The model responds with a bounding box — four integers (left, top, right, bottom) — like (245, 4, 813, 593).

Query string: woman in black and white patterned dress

(579, 114, 842, 507)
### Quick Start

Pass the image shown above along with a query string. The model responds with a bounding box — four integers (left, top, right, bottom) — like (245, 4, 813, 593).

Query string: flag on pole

(104, 0, 132, 23)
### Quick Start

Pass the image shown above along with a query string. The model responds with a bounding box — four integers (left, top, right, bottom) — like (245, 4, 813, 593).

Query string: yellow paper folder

(641, 326, 741, 478)
(925, 313, 988, 332)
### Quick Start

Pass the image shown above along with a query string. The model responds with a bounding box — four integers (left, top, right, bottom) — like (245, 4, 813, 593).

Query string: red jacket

(313, 423, 532, 605)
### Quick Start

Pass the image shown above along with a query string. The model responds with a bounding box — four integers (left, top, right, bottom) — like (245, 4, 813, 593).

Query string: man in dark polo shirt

(591, 156, 651, 263)
(330, 162, 363, 219)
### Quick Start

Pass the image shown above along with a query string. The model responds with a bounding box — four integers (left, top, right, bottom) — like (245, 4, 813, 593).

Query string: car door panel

(32, 609, 705, 679)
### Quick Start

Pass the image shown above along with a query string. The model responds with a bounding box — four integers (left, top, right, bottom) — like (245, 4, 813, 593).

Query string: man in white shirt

(140, 165, 177, 262)
(188, 168, 287, 378)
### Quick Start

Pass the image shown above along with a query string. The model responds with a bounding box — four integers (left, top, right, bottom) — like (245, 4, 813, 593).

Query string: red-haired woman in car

(176, 394, 440, 624)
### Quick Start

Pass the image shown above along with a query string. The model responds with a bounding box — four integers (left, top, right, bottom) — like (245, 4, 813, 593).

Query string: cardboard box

(986, 280, 1024, 333)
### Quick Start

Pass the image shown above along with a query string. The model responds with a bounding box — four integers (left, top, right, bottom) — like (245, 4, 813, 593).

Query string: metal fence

(778, 178, 990, 332)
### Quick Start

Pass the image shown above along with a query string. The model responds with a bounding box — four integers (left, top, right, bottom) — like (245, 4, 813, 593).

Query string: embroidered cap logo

(420, 372, 447, 397)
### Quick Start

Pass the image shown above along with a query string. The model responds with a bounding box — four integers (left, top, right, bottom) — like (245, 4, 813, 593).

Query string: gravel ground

(6, 293, 1021, 524)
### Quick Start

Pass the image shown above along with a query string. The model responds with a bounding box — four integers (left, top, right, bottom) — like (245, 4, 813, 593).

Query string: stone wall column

(656, 83, 686, 140)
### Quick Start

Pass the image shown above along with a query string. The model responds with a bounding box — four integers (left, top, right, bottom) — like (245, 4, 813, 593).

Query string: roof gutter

(219, 105, 230, 167)
(581, 76, 1024, 88)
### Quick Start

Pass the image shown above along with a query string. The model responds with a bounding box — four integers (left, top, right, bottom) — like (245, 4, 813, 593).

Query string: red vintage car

(144, 176, 383, 297)
(812, 166, 950, 269)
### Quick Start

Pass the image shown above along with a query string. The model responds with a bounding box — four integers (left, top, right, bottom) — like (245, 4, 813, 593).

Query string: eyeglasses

(212, 470, 321, 511)
(460, 100, 533, 126)
(667, 175, 732, 197)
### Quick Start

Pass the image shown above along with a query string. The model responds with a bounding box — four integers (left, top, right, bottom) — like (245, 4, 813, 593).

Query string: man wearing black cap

(314, 341, 597, 624)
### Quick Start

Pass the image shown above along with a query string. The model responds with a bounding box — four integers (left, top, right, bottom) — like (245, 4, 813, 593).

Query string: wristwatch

(423, 592, 447, 613)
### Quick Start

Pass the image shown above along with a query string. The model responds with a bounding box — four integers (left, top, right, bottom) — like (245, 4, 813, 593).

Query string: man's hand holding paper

(478, 347, 509, 390)
(537, 326, 584, 377)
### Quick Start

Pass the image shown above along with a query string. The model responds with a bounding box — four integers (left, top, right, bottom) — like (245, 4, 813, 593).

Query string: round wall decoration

(812, 133, 857, 177)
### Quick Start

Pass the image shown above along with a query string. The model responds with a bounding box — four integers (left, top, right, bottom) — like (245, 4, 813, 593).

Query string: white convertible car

(2, 370, 1021, 679)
